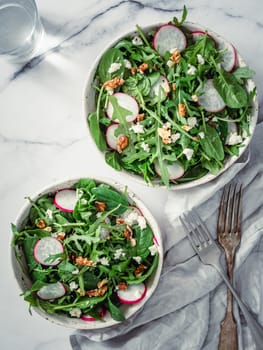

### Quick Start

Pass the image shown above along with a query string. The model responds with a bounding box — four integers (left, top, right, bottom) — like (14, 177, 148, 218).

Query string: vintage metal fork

(217, 184, 242, 350)
(180, 209, 263, 350)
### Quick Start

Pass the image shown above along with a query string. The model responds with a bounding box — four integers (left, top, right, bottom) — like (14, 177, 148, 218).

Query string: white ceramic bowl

(83, 22, 258, 189)
(11, 177, 163, 329)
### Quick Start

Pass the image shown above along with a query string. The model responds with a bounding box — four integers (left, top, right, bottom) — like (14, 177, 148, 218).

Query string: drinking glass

(0, 0, 43, 61)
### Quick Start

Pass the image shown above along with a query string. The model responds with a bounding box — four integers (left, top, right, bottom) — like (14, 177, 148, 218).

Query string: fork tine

(180, 210, 213, 251)
(218, 186, 227, 234)
(180, 215, 201, 253)
(233, 184, 243, 234)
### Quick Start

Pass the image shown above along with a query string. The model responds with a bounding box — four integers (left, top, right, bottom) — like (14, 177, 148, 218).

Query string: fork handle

(215, 266, 263, 350)
(218, 288, 238, 350)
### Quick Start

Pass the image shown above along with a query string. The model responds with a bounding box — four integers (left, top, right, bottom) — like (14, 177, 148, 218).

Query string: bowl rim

(83, 21, 259, 190)
(11, 176, 163, 329)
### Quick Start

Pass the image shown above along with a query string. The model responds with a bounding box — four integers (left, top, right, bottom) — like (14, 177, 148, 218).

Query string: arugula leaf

(108, 95, 132, 123)
(233, 66, 255, 84)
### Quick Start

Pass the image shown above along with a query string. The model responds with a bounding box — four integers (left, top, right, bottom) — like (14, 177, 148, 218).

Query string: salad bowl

(11, 177, 163, 329)
(83, 14, 258, 189)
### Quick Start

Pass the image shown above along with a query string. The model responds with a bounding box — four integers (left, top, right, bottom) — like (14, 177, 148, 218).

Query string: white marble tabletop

(1, 0, 262, 349)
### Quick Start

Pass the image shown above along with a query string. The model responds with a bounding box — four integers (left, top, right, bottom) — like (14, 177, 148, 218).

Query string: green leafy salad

(12, 179, 159, 322)
(88, 7, 256, 187)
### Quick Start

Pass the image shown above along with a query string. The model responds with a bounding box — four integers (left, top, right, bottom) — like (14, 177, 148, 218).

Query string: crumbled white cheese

(133, 256, 142, 264)
(69, 308, 82, 318)
(183, 148, 194, 160)
(198, 131, 205, 139)
(80, 198, 88, 205)
(45, 209, 53, 220)
(170, 47, 178, 54)
(149, 244, 158, 256)
(191, 94, 198, 102)
(123, 59, 132, 69)
(125, 211, 139, 226)
(108, 62, 122, 74)
(137, 215, 147, 230)
(226, 132, 243, 145)
(141, 142, 150, 153)
(187, 117, 197, 128)
(130, 123, 145, 134)
(72, 268, 79, 275)
(76, 189, 84, 199)
(197, 54, 205, 65)
(187, 64, 197, 75)
(99, 227, 110, 239)
(97, 256, 110, 266)
(167, 59, 175, 68)
(171, 132, 181, 143)
(114, 248, 126, 260)
(211, 116, 218, 122)
(132, 36, 143, 46)
(69, 281, 78, 291)
(163, 122, 171, 129)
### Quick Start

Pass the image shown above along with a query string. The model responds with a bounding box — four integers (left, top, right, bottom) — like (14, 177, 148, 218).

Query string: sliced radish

(153, 235, 159, 247)
(117, 283, 147, 304)
(34, 237, 64, 266)
(106, 123, 119, 150)
(191, 30, 214, 43)
(54, 188, 77, 212)
(150, 75, 170, 100)
(225, 120, 238, 145)
(153, 24, 187, 56)
(81, 308, 106, 322)
(106, 92, 139, 123)
(191, 30, 207, 42)
(198, 79, 226, 112)
(37, 281, 66, 300)
(154, 160, 185, 180)
(217, 40, 237, 72)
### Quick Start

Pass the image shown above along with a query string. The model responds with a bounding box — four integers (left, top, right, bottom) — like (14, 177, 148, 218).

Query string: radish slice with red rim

(217, 40, 237, 72)
(81, 308, 106, 322)
(54, 188, 77, 212)
(153, 24, 187, 55)
(106, 92, 139, 123)
(154, 160, 185, 180)
(191, 30, 214, 44)
(34, 237, 64, 266)
(106, 123, 119, 150)
(37, 281, 66, 300)
(117, 283, 147, 304)
(198, 79, 226, 112)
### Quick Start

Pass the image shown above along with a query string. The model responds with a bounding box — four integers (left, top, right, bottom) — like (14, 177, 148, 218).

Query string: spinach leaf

(199, 125, 224, 161)
(88, 112, 107, 151)
(98, 48, 124, 82)
(132, 226, 154, 258)
(107, 297, 125, 321)
(91, 185, 129, 215)
(214, 70, 248, 108)
(105, 151, 122, 170)
(201, 159, 221, 175)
